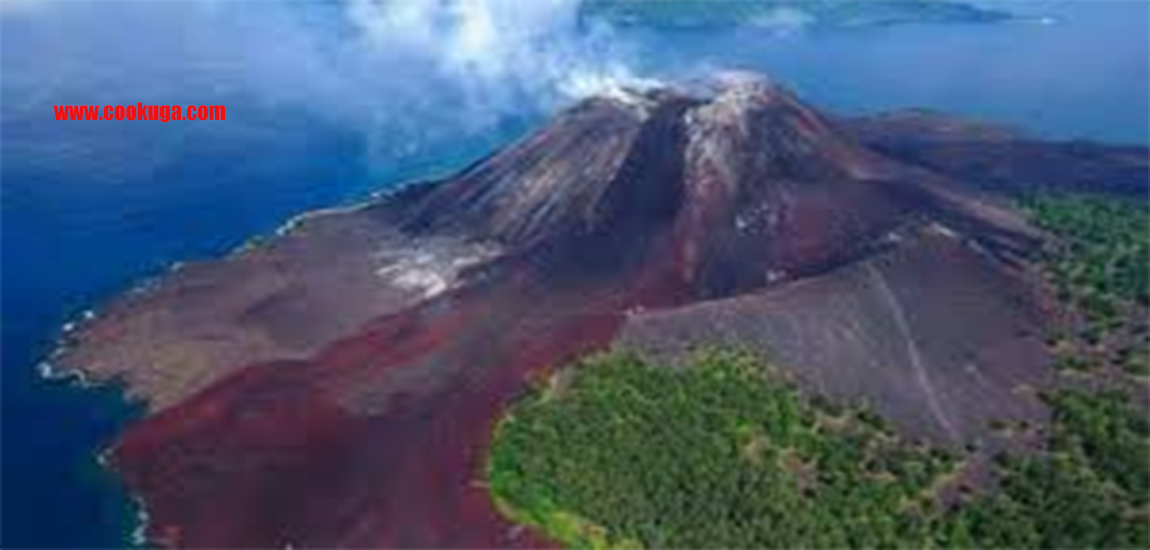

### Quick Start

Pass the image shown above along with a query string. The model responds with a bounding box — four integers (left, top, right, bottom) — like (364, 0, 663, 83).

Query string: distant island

(580, 0, 1014, 30)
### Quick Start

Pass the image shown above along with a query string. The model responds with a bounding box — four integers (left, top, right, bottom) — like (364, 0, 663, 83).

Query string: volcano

(53, 73, 1148, 548)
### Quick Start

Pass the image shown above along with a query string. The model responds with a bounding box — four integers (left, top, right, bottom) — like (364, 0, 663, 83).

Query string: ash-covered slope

(51, 74, 1146, 548)
(398, 90, 696, 246)
(845, 109, 1150, 198)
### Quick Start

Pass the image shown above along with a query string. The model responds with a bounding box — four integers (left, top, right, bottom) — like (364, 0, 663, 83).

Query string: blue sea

(1, 1, 1146, 547)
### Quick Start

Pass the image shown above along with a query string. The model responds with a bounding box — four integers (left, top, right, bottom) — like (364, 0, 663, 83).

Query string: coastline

(35, 177, 436, 548)
(92, 450, 150, 548)
(37, 180, 416, 387)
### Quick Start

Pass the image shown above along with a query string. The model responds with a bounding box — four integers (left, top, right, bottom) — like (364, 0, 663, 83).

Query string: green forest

(488, 349, 956, 548)
(1027, 196, 1148, 323)
(1025, 195, 1149, 375)
(488, 350, 1148, 549)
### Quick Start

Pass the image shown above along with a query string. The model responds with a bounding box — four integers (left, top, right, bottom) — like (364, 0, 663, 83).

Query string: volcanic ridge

(51, 72, 1149, 548)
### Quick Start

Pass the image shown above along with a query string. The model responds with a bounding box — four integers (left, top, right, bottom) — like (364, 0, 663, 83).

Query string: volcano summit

(51, 74, 1148, 548)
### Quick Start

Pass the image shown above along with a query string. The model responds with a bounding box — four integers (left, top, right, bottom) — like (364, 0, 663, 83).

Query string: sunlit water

(2, 1, 1146, 546)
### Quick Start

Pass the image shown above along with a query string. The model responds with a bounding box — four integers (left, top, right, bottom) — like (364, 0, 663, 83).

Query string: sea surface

(2, 1, 1147, 547)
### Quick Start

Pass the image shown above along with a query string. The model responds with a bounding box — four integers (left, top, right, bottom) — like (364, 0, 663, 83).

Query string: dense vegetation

(489, 350, 956, 549)
(940, 389, 1149, 549)
(489, 351, 1150, 549)
(1027, 195, 1148, 314)
(1025, 195, 1149, 367)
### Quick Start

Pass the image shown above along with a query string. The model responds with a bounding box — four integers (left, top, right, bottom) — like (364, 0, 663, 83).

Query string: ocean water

(633, 1, 1150, 143)
(1, 1, 1146, 547)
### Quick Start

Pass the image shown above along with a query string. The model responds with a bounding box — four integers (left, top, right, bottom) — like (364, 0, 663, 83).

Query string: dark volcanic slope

(845, 109, 1150, 198)
(619, 226, 1054, 447)
(54, 73, 1148, 548)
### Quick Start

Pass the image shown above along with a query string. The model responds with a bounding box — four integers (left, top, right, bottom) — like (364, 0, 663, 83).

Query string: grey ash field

(52, 74, 1149, 548)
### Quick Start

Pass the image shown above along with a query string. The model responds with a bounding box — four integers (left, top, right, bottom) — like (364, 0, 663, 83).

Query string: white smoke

(2, 0, 659, 179)
(325, 0, 661, 171)
(4, 0, 657, 114)
(343, 0, 657, 107)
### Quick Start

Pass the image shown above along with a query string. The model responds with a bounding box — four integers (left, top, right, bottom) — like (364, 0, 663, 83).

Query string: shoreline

(37, 179, 421, 387)
(93, 450, 151, 548)
(35, 178, 434, 549)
